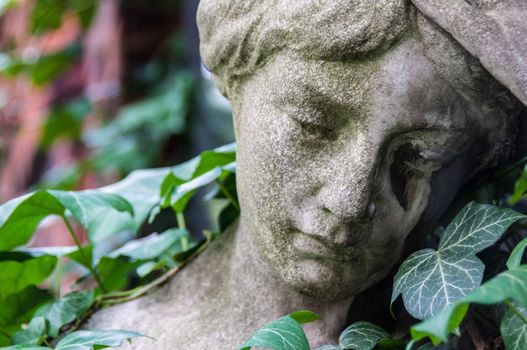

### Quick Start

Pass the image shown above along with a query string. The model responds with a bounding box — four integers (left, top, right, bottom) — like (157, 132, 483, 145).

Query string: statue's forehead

(250, 44, 469, 133)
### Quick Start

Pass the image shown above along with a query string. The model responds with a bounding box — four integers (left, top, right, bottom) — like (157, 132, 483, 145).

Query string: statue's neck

(221, 216, 354, 345)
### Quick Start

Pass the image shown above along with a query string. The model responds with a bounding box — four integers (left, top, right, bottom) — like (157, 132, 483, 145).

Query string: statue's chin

(278, 257, 364, 301)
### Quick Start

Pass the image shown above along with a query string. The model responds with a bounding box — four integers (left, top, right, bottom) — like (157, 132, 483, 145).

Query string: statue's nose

(316, 142, 378, 223)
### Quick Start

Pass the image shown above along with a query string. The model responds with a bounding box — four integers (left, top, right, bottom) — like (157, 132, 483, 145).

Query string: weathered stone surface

(87, 1, 526, 348)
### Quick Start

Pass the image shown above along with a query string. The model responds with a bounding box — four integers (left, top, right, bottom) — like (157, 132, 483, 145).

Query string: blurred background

(0, 0, 233, 253)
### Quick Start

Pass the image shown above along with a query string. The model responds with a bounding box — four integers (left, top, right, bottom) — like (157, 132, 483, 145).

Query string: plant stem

(176, 212, 186, 229)
(504, 299, 527, 326)
(0, 325, 10, 339)
(101, 239, 210, 306)
(62, 215, 107, 293)
(216, 180, 240, 211)
(176, 212, 189, 251)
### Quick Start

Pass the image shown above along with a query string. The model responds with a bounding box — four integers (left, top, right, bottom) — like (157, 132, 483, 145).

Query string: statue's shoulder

(84, 232, 236, 349)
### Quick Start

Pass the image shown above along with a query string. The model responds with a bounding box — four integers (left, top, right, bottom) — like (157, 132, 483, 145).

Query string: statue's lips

(291, 231, 359, 263)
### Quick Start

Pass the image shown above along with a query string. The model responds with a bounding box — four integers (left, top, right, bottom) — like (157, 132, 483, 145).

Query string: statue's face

(235, 35, 481, 300)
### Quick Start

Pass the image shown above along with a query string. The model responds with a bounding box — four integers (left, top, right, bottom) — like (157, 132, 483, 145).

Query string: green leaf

(11, 317, 47, 345)
(0, 192, 65, 251)
(315, 347, 340, 350)
(392, 202, 525, 320)
(108, 228, 189, 261)
(0, 345, 51, 349)
(96, 257, 138, 293)
(66, 246, 93, 270)
(36, 290, 94, 338)
(30, 0, 96, 34)
(240, 312, 316, 350)
(136, 260, 167, 278)
(338, 322, 390, 350)
(31, 0, 66, 34)
(50, 190, 133, 232)
(0, 190, 133, 250)
(54, 329, 144, 350)
(411, 265, 527, 345)
(289, 311, 320, 325)
(0, 256, 57, 300)
(509, 166, 527, 205)
(507, 238, 527, 270)
(29, 47, 78, 86)
(500, 306, 527, 350)
(0, 287, 52, 341)
(40, 99, 90, 149)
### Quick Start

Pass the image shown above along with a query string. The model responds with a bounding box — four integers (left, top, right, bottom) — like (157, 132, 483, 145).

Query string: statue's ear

(411, 0, 527, 106)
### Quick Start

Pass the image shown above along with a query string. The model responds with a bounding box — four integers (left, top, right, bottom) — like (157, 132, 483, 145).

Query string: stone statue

(87, 1, 526, 348)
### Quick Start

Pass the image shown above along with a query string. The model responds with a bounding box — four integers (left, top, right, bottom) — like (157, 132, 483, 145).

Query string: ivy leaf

(0, 192, 64, 251)
(65, 246, 93, 270)
(36, 290, 94, 338)
(54, 329, 144, 350)
(108, 228, 189, 261)
(0, 287, 52, 344)
(50, 190, 133, 233)
(240, 311, 319, 350)
(315, 346, 340, 350)
(96, 257, 139, 293)
(88, 143, 236, 242)
(500, 306, 527, 350)
(411, 265, 527, 345)
(0, 256, 57, 300)
(509, 166, 527, 205)
(339, 322, 390, 350)
(11, 317, 47, 345)
(0, 345, 51, 349)
(0, 190, 133, 251)
(392, 202, 525, 320)
(507, 238, 527, 270)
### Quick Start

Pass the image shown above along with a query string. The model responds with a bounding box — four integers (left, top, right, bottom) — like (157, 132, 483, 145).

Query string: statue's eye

(292, 118, 337, 141)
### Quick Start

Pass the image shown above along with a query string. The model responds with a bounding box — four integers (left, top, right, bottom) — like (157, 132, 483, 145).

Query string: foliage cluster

(0, 144, 237, 349)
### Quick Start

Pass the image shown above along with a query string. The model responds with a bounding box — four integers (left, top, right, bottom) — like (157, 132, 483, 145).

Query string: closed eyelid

(275, 101, 331, 127)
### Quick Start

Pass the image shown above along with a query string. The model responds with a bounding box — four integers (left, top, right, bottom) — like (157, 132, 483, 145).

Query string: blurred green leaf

(35, 290, 94, 338)
(29, 47, 78, 86)
(65, 246, 93, 270)
(31, 0, 96, 34)
(392, 202, 525, 320)
(0, 190, 132, 251)
(109, 228, 189, 261)
(96, 257, 138, 293)
(11, 317, 47, 346)
(0, 287, 52, 345)
(83, 144, 236, 243)
(0, 256, 57, 300)
(54, 329, 144, 350)
(86, 73, 193, 173)
(40, 99, 91, 149)
(0, 344, 51, 349)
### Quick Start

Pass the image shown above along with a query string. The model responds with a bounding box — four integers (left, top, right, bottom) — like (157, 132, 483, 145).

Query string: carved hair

(197, 0, 410, 96)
